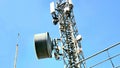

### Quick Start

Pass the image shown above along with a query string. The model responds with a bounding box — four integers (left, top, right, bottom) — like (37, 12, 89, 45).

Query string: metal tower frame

(50, 0, 86, 68)
(34, 0, 120, 68)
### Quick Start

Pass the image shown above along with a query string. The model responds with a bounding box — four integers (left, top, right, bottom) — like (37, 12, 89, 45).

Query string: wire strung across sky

(72, 42, 120, 68)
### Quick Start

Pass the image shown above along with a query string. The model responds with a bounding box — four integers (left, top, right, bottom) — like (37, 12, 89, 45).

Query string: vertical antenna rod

(14, 33, 20, 68)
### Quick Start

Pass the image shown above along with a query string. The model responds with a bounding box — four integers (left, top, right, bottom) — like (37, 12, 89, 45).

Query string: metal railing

(74, 42, 120, 68)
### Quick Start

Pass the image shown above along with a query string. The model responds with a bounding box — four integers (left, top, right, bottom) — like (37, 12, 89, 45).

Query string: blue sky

(0, 0, 120, 68)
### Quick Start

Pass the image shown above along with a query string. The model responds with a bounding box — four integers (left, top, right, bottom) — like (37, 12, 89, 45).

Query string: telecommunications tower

(34, 0, 86, 68)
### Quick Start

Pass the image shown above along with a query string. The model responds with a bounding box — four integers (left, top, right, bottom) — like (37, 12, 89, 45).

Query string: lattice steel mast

(50, 0, 86, 68)
(35, 1, 120, 68)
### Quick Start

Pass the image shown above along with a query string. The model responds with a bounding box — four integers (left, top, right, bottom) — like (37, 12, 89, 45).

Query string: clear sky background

(0, 0, 120, 68)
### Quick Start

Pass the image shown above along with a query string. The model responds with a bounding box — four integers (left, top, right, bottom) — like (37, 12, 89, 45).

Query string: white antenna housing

(50, 2, 55, 14)
(76, 35, 82, 41)
(69, 0, 72, 5)
(34, 32, 53, 59)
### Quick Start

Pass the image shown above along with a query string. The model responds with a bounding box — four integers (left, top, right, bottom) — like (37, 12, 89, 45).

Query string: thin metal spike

(14, 33, 20, 68)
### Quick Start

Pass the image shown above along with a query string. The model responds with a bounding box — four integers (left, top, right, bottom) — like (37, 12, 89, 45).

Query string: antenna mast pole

(14, 33, 20, 68)
(50, 0, 86, 68)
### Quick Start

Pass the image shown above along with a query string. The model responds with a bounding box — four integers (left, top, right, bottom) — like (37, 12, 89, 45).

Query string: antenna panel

(69, 0, 72, 4)
(34, 32, 53, 59)
(50, 2, 55, 14)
